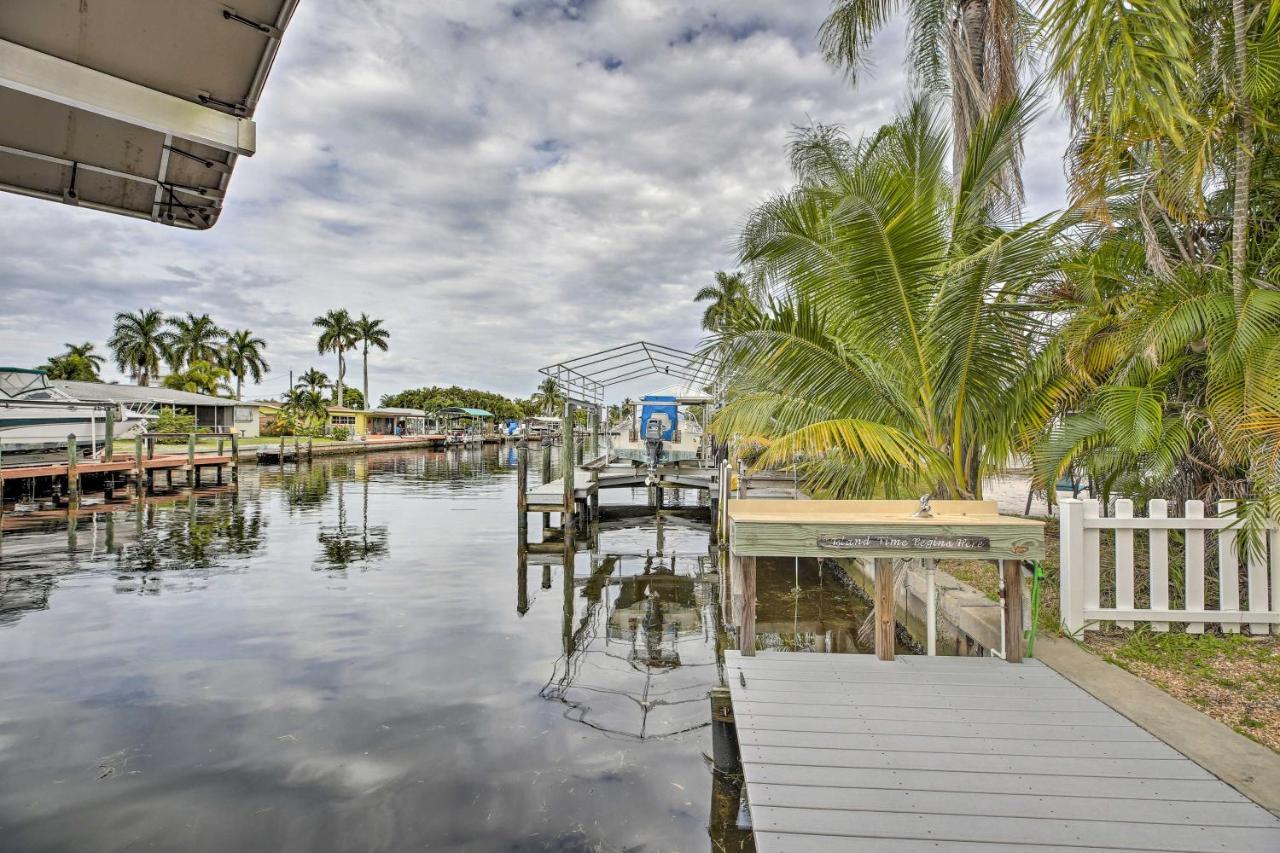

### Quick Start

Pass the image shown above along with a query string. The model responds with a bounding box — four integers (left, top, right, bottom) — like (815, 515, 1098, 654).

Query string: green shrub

(331, 427, 351, 442)
(153, 409, 196, 434)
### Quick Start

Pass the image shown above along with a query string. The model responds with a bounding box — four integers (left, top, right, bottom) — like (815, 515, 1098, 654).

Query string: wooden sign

(818, 534, 991, 551)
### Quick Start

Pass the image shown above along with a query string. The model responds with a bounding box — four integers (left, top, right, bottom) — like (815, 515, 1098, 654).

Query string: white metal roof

(52, 380, 253, 408)
(0, 0, 299, 228)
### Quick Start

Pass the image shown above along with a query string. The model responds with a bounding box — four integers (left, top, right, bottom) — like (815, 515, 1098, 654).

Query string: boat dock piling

(0, 431, 238, 506)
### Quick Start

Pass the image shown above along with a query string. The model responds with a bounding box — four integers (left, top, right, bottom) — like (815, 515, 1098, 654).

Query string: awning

(0, 0, 300, 228)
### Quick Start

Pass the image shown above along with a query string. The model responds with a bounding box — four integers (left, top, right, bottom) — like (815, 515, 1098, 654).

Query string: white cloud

(0, 1, 1067, 401)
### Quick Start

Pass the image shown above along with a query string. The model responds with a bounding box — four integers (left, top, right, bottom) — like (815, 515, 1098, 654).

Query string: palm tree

(531, 377, 564, 417)
(694, 271, 750, 333)
(282, 387, 328, 431)
(1037, 0, 1278, 303)
(162, 359, 232, 397)
(165, 312, 227, 371)
(42, 342, 105, 381)
(108, 309, 167, 386)
(711, 97, 1069, 499)
(353, 314, 390, 411)
(296, 367, 330, 395)
(313, 309, 359, 407)
(819, 0, 1025, 190)
(64, 342, 105, 375)
(222, 329, 270, 400)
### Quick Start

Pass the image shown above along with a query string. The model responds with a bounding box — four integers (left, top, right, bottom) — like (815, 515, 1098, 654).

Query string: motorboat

(611, 395, 705, 482)
(0, 368, 148, 465)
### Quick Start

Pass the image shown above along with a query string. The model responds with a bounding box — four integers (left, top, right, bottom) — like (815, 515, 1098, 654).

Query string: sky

(0, 0, 1069, 403)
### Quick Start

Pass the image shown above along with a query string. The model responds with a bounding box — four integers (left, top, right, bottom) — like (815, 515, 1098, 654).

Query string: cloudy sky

(0, 0, 1068, 403)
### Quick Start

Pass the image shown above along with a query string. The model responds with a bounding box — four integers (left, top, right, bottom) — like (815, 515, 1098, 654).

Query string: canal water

(0, 447, 882, 852)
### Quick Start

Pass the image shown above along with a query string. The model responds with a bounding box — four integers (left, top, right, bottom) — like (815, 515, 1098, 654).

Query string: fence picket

(1083, 499, 1101, 633)
(1148, 499, 1169, 632)
(1115, 500, 1135, 629)
(1185, 501, 1205, 634)
(1271, 528, 1280, 637)
(1248, 528, 1268, 635)
(1217, 501, 1240, 633)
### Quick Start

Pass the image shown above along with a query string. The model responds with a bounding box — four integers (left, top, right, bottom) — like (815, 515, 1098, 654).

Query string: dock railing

(1059, 498, 1279, 635)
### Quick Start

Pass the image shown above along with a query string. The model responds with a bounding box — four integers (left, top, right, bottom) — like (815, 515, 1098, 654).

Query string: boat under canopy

(0, 368, 147, 464)
(0, 0, 300, 228)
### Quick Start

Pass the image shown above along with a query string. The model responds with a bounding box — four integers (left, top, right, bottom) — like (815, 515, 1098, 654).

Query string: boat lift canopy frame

(537, 341, 718, 408)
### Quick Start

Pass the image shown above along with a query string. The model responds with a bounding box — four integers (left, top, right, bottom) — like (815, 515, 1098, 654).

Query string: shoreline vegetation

(697, 1, 1280, 756)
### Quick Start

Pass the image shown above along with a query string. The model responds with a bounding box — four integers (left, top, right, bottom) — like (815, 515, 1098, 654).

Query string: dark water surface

(0, 448, 876, 852)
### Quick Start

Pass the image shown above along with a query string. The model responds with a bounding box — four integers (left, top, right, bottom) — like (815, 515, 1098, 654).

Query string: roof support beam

(0, 39, 256, 156)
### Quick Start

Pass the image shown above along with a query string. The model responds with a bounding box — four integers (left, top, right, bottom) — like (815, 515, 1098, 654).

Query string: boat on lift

(611, 395, 705, 483)
(0, 368, 148, 465)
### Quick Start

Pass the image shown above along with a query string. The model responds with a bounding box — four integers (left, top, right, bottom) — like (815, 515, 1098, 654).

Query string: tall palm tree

(108, 309, 167, 386)
(531, 377, 564, 417)
(296, 367, 330, 395)
(313, 309, 359, 407)
(1037, 0, 1278, 303)
(694, 271, 750, 333)
(222, 329, 270, 400)
(64, 342, 105, 375)
(353, 314, 390, 411)
(819, 0, 1025, 191)
(165, 313, 227, 371)
(712, 97, 1070, 499)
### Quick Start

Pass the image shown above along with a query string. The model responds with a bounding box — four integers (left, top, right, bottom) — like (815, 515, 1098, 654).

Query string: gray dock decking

(726, 651, 1280, 852)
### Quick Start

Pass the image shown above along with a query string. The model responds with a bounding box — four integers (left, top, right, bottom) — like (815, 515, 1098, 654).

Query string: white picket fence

(1059, 498, 1280, 634)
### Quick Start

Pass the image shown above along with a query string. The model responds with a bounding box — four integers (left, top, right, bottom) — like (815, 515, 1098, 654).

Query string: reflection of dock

(726, 650, 1280, 852)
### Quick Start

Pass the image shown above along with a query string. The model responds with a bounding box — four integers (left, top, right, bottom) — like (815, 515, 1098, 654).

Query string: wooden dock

(725, 650, 1280, 852)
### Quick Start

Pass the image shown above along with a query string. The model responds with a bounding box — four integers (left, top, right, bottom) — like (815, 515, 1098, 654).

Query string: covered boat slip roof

(538, 341, 719, 407)
(0, 0, 299, 228)
(51, 380, 251, 408)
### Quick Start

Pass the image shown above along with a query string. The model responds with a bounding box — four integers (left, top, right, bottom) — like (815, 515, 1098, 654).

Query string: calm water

(0, 448, 879, 852)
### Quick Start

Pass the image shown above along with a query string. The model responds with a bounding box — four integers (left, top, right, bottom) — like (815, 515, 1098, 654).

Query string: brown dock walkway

(725, 650, 1280, 852)
(1, 454, 233, 482)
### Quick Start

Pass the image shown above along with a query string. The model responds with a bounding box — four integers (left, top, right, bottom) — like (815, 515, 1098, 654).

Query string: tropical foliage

(709, 96, 1070, 499)
(108, 309, 167, 386)
(382, 386, 527, 420)
(694, 271, 751, 333)
(354, 314, 390, 412)
(41, 342, 104, 381)
(530, 377, 564, 416)
(165, 313, 227, 371)
(314, 309, 359, 408)
(162, 359, 232, 397)
(222, 329, 269, 400)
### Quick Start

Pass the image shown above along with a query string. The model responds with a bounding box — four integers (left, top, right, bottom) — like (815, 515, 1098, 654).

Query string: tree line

(701, 0, 1280, 517)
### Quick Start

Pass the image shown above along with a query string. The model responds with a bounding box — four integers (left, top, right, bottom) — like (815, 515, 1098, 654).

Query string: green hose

(1025, 561, 1045, 658)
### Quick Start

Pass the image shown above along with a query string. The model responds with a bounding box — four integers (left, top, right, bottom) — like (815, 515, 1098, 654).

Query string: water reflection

(0, 449, 765, 851)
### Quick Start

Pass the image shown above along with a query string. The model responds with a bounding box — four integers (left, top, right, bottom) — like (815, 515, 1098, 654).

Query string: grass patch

(1085, 629, 1280, 752)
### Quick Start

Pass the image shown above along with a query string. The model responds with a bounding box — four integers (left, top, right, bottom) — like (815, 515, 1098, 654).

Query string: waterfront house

(53, 380, 261, 437)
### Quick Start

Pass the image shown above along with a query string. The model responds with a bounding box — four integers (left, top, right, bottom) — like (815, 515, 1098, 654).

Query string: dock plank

(727, 651, 1280, 852)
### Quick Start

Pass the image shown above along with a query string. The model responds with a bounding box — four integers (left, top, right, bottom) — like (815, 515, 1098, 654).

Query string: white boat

(0, 368, 148, 465)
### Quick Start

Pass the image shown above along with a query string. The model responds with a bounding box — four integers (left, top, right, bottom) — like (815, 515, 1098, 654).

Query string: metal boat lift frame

(537, 341, 719, 408)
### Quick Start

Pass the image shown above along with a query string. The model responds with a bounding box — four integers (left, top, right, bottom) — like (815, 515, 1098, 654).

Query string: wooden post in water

(736, 459, 748, 499)
(66, 434, 79, 503)
(516, 439, 529, 540)
(739, 554, 756, 656)
(230, 432, 239, 483)
(279, 435, 285, 467)
(1002, 559, 1024, 663)
(134, 435, 145, 495)
(103, 408, 115, 462)
(187, 433, 197, 488)
(561, 402, 575, 528)
(216, 438, 224, 484)
(540, 441, 552, 531)
(874, 557, 896, 661)
(516, 542, 529, 615)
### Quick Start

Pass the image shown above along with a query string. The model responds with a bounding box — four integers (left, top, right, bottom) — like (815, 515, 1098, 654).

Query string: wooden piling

(517, 543, 529, 615)
(739, 554, 756, 656)
(1002, 559, 1024, 663)
(103, 408, 115, 462)
(874, 557, 895, 661)
(230, 432, 239, 482)
(65, 434, 79, 502)
(186, 433, 196, 488)
(134, 435, 144, 495)
(516, 439, 529, 538)
(561, 403, 575, 527)
(736, 459, 748, 499)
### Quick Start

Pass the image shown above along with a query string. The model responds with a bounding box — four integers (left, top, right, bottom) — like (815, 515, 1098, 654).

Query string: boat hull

(0, 407, 146, 464)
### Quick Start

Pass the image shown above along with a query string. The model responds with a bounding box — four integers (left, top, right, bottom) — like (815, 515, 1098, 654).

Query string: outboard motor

(644, 416, 665, 485)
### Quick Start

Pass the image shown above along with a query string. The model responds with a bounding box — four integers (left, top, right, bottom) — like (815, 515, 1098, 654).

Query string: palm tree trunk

(363, 343, 370, 411)
(336, 347, 345, 407)
(236, 375, 243, 401)
(1231, 0, 1252, 307)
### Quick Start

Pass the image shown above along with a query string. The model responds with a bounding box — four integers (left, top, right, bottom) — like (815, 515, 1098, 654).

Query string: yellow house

(257, 403, 426, 437)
